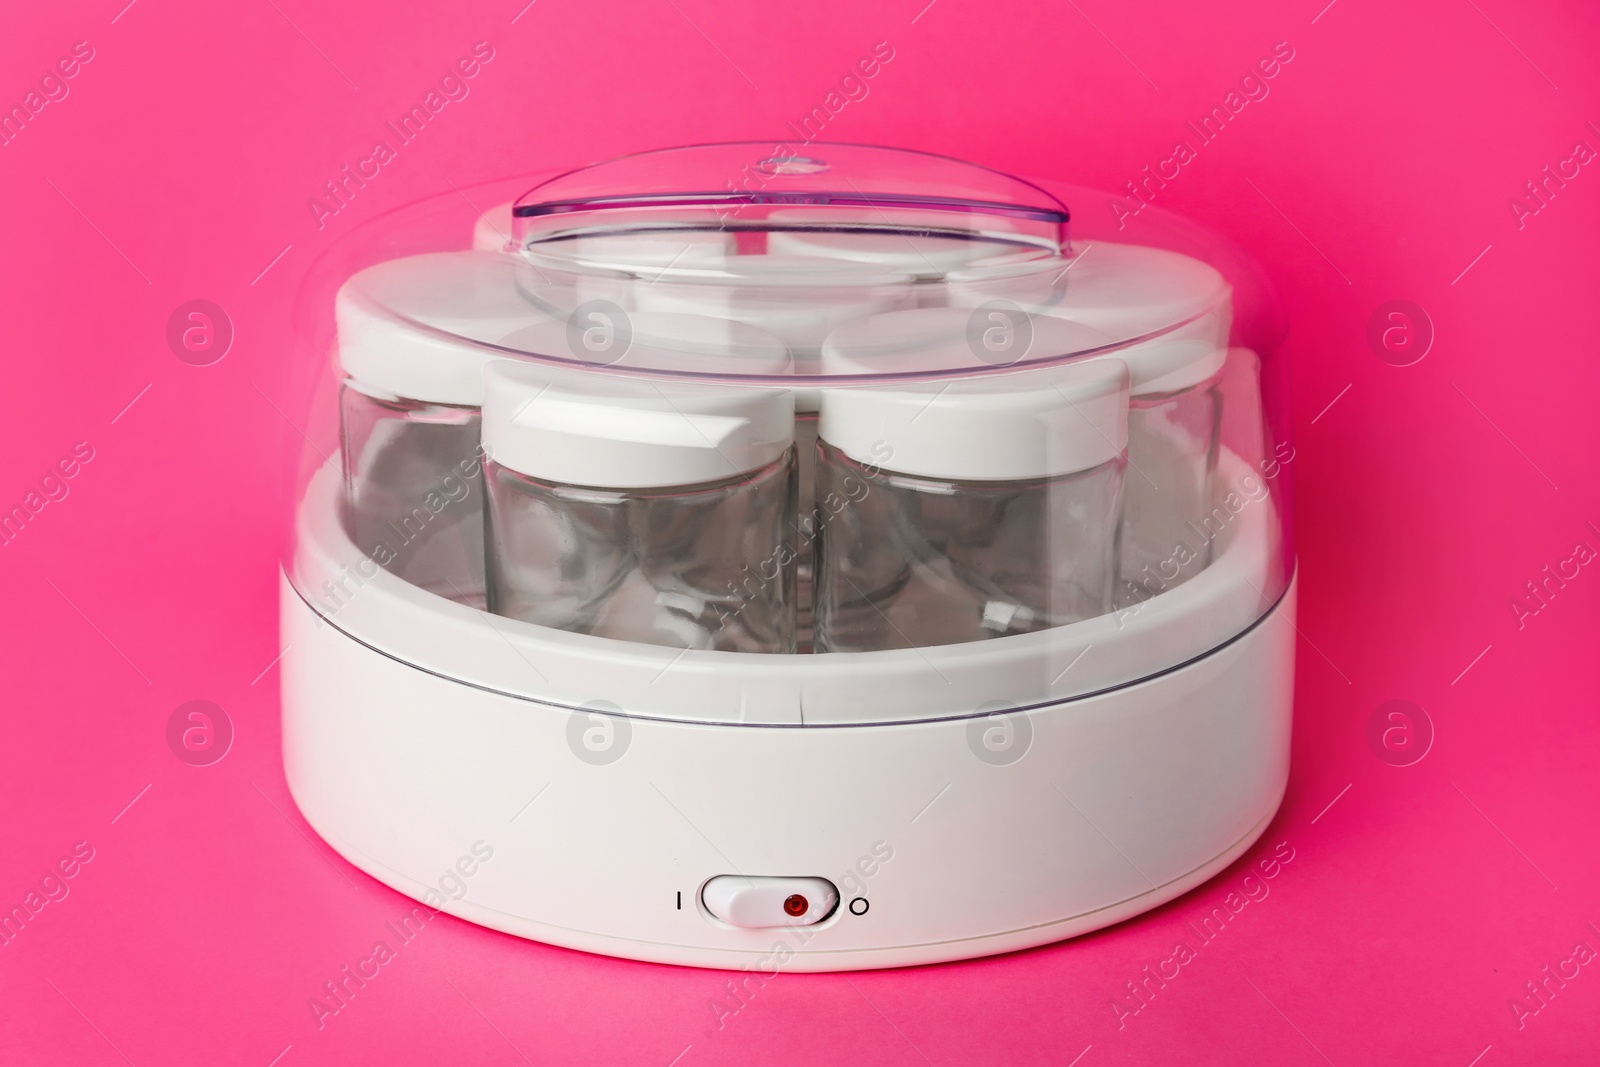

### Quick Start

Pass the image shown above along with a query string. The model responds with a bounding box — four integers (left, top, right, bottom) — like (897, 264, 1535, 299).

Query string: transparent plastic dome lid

(422, 144, 1228, 384)
(513, 142, 1070, 254)
(283, 147, 1293, 722)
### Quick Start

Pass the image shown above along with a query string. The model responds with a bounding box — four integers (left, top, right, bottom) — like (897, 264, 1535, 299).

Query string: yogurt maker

(280, 143, 1295, 971)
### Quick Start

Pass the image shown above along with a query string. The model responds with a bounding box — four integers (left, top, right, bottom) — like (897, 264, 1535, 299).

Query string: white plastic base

(281, 574, 1294, 971)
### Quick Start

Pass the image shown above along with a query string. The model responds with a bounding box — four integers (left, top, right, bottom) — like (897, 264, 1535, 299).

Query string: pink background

(3, 0, 1599, 1063)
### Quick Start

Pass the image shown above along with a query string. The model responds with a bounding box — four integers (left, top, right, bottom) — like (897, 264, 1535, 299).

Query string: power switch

(701, 876, 839, 928)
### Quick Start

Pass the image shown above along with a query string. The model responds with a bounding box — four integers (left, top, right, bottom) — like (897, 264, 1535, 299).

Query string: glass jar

(481, 361, 798, 653)
(336, 251, 543, 606)
(1119, 367, 1225, 602)
(813, 360, 1130, 652)
(952, 242, 1231, 604)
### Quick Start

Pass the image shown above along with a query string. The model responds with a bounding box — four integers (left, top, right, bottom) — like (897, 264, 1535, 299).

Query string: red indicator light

(783, 894, 808, 917)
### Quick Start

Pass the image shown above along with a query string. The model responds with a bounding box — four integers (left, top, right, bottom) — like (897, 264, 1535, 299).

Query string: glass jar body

(814, 442, 1127, 652)
(484, 451, 799, 654)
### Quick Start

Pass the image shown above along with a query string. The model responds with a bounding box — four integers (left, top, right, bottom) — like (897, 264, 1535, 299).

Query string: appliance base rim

(282, 574, 1296, 972)
(293, 784, 1284, 972)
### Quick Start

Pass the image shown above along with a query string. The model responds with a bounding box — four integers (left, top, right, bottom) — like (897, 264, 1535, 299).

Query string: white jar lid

(471, 202, 515, 252)
(767, 230, 1019, 275)
(570, 230, 734, 274)
(628, 251, 912, 287)
(482, 361, 794, 489)
(765, 206, 1030, 274)
(821, 306, 1114, 374)
(630, 254, 913, 356)
(819, 359, 1130, 482)
(950, 242, 1231, 395)
(496, 310, 793, 376)
(479, 209, 737, 261)
(336, 252, 545, 407)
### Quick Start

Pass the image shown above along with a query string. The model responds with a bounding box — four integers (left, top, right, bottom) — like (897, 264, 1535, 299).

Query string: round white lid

(496, 310, 793, 377)
(950, 242, 1231, 394)
(614, 251, 913, 289)
(567, 229, 733, 274)
(471, 202, 515, 252)
(628, 254, 913, 358)
(336, 252, 544, 406)
(632, 284, 906, 338)
(766, 229, 1020, 274)
(482, 361, 795, 489)
(820, 306, 1114, 374)
(764, 205, 1037, 273)
(478, 204, 737, 262)
(819, 359, 1130, 481)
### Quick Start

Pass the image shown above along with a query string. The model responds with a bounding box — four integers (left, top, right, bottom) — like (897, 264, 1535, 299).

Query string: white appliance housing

(280, 146, 1296, 971)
